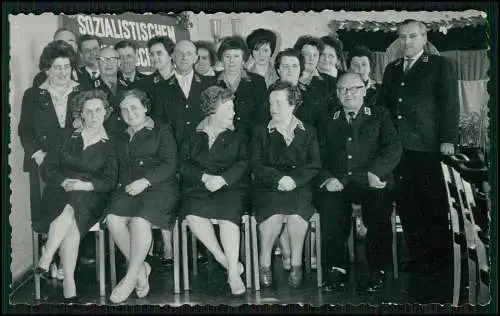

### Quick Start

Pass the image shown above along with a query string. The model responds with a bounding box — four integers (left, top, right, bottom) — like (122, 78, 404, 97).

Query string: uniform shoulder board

(194, 73, 201, 82)
(153, 75, 161, 84)
(333, 111, 340, 120)
(94, 79, 101, 88)
(422, 55, 429, 63)
(168, 76, 175, 85)
(119, 79, 128, 87)
(364, 107, 371, 116)
(394, 59, 403, 66)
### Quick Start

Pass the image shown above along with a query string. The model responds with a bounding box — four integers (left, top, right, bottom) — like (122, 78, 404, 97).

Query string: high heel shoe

(259, 266, 272, 287)
(228, 274, 246, 296)
(288, 265, 303, 288)
(135, 262, 151, 298)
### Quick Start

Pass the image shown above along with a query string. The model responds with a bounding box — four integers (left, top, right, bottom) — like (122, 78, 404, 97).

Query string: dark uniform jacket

(88, 76, 132, 136)
(215, 70, 269, 136)
(117, 69, 149, 86)
(18, 84, 82, 172)
(75, 67, 99, 90)
(130, 70, 170, 114)
(376, 53, 459, 153)
(152, 71, 216, 145)
(317, 104, 403, 190)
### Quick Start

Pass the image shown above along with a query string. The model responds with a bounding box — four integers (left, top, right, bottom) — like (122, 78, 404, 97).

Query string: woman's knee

(186, 214, 211, 227)
(130, 216, 152, 229)
(106, 214, 127, 228)
(285, 214, 308, 232)
(259, 214, 285, 229)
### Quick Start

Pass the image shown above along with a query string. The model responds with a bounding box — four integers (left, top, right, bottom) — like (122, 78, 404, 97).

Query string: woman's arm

(251, 126, 286, 188)
(143, 124, 178, 186)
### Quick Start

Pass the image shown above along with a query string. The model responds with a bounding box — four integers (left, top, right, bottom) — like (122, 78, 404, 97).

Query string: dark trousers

(394, 149, 452, 267)
(318, 183, 393, 272)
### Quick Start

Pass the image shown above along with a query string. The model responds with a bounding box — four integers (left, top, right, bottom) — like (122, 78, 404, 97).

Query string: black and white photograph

(5, 3, 496, 312)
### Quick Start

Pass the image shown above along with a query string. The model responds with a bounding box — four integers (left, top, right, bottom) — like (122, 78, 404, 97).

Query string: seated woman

(105, 89, 179, 303)
(35, 90, 118, 301)
(347, 45, 380, 107)
(251, 81, 321, 288)
(180, 85, 250, 296)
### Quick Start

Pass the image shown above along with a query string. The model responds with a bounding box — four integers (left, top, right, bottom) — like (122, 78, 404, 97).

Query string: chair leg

(98, 229, 106, 297)
(109, 232, 116, 288)
(250, 216, 260, 291)
(173, 221, 181, 294)
(181, 220, 189, 292)
(243, 215, 252, 289)
(304, 224, 311, 273)
(348, 215, 355, 262)
(315, 215, 323, 288)
(95, 232, 100, 283)
(33, 231, 41, 301)
(391, 210, 399, 280)
(191, 230, 198, 276)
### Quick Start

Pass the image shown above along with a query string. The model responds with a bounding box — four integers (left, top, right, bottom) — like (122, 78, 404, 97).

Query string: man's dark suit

(376, 52, 460, 268)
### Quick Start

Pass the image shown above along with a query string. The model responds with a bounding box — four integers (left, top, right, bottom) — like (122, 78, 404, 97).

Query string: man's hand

(32, 150, 47, 166)
(440, 143, 455, 156)
(367, 171, 387, 189)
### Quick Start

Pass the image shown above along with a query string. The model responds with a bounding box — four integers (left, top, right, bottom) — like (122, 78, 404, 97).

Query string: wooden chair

(33, 221, 107, 301)
(108, 218, 181, 294)
(181, 214, 252, 292)
(251, 212, 322, 291)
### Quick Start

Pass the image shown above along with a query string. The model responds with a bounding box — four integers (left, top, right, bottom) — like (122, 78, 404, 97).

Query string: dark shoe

(79, 256, 96, 265)
(322, 269, 348, 292)
(64, 296, 78, 304)
(366, 270, 386, 292)
(259, 266, 272, 287)
(288, 266, 303, 288)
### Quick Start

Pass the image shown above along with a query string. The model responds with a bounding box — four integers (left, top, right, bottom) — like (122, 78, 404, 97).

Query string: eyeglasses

(98, 57, 119, 63)
(51, 64, 71, 72)
(337, 86, 365, 95)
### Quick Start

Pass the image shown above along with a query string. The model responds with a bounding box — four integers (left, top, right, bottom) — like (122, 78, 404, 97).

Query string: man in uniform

(317, 72, 402, 292)
(376, 19, 459, 275)
(75, 35, 103, 89)
(114, 39, 149, 85)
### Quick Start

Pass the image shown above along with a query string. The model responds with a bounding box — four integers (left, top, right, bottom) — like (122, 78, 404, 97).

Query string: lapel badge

(395, 59, 402, 66)
(422, 55, 429, 63)
(119, 79, 127, 87)
(168, 77, 175, 86)
(94, 80, 101, 88)
(333, 111, 340, 120)
(153, 75, 160, 84)
(194, 74, 201, 83)
(364, 107, 371, 116)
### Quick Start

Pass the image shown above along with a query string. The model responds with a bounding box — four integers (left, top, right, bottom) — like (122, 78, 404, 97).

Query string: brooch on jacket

(333, 111, 340, 120)
(194, 73, 201, 83)
(422, 55, 429, 63)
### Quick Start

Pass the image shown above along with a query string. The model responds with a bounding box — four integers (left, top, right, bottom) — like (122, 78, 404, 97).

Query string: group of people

(19, 18, 459, 303)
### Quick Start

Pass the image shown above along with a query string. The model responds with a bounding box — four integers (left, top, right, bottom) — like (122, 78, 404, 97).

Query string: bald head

(173, 40, 198, 74)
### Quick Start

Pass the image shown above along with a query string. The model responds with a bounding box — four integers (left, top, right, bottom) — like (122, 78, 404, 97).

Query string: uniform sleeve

(221, 133, 250, 186)
(251, 126, 286, 188)
(18, 89, 39, 159)
(144, 124, 178, 186)
(369, 108, 403, 179)
(179, 130, 205, 183)
(437, 57, 460, 145)
(89, 143, 119, 192)
(288, 128, 321, 187)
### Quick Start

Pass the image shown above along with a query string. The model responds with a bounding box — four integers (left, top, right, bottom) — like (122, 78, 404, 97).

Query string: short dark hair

(274, 48, 305, 76)
(38, 40, 77, 71)
(53, 28, 76, 40)
(77, 34, 102, 51)
(117, 89, 152, 113)
(268, 81, 303, 109)
(293, 35, 325, 54)
(194, 41, 217, 66)
(246, 28, 277, 56)
(321, 35, 347, 71)
(147, 36, 175, 55)
(347, 45, 373, 69)
(70, 89, 112, 121)
(114, 39, 139, 51)
(217, 36, 250, 62)
(200, 86, 235, 116)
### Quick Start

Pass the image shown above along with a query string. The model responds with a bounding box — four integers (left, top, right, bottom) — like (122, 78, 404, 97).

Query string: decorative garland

(328, 15, 487, 35)
(176, 12, 193, 30)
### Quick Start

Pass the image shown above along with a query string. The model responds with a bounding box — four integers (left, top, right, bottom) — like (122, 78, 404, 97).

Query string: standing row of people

(19, 18, 458, 303)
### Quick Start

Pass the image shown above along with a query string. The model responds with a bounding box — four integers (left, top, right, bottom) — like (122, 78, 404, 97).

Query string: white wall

(9, 13, 59, 284)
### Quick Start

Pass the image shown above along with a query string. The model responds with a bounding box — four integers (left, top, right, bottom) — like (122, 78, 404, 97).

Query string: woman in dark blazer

(35, 89, 118, 301)
(347, 45, 381, 108)
(215, 36, 269, 135)
(105, 89, 179, 304)
(180, 86, 250, 296)
(252, 81, 321, 289)
(19, 40, 81, 238)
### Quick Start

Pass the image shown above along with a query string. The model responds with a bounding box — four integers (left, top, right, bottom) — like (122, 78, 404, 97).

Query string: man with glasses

(377, 19, 459, 276)
(115, 40, 148, 85)
(316, 72, 402, 292)
(75, 35, 103, 89)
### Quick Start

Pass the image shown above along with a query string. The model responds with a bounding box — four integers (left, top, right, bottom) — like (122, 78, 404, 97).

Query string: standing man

(317, 72, 402, 292)
(376, 19, 459, 274)
(114, 39, 149, 85)
(75, 35, 103, 89)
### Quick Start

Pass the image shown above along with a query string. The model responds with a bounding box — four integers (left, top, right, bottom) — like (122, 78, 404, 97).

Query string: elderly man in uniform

(317, 72, 402, 292)
(376, 19, 459, 275)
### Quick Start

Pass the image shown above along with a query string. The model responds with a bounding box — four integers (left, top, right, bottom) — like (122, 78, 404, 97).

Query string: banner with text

(61, 13, 190, 73)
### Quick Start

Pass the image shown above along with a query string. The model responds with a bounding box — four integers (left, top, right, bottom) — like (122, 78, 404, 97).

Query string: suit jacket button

(118, 183, 122, 187)
(397, 115, 403, 120)
(118, 117, 121, 121)
(401, 82, 405, 86)
(186, 121, 191, 125)
(348, 171, 352, 175)
(348, 155, 352, 159)
(42, 135, 47, 139)
(347, 137, 352, 141)
(398, 98, 403, 102)
(185, 104, 189, 109)
(237, 117, 241, 120)
(292, 165, 296, 169)
(139, 161, 144, 165)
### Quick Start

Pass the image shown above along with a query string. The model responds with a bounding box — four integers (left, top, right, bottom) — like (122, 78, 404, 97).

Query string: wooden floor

(9, 240, 455, 308)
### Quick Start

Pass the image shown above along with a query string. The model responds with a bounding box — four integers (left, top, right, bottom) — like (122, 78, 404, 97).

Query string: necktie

(403, 57, 414, 73)
(348, 111, 356, 125)
(91, 71, 98, 80)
